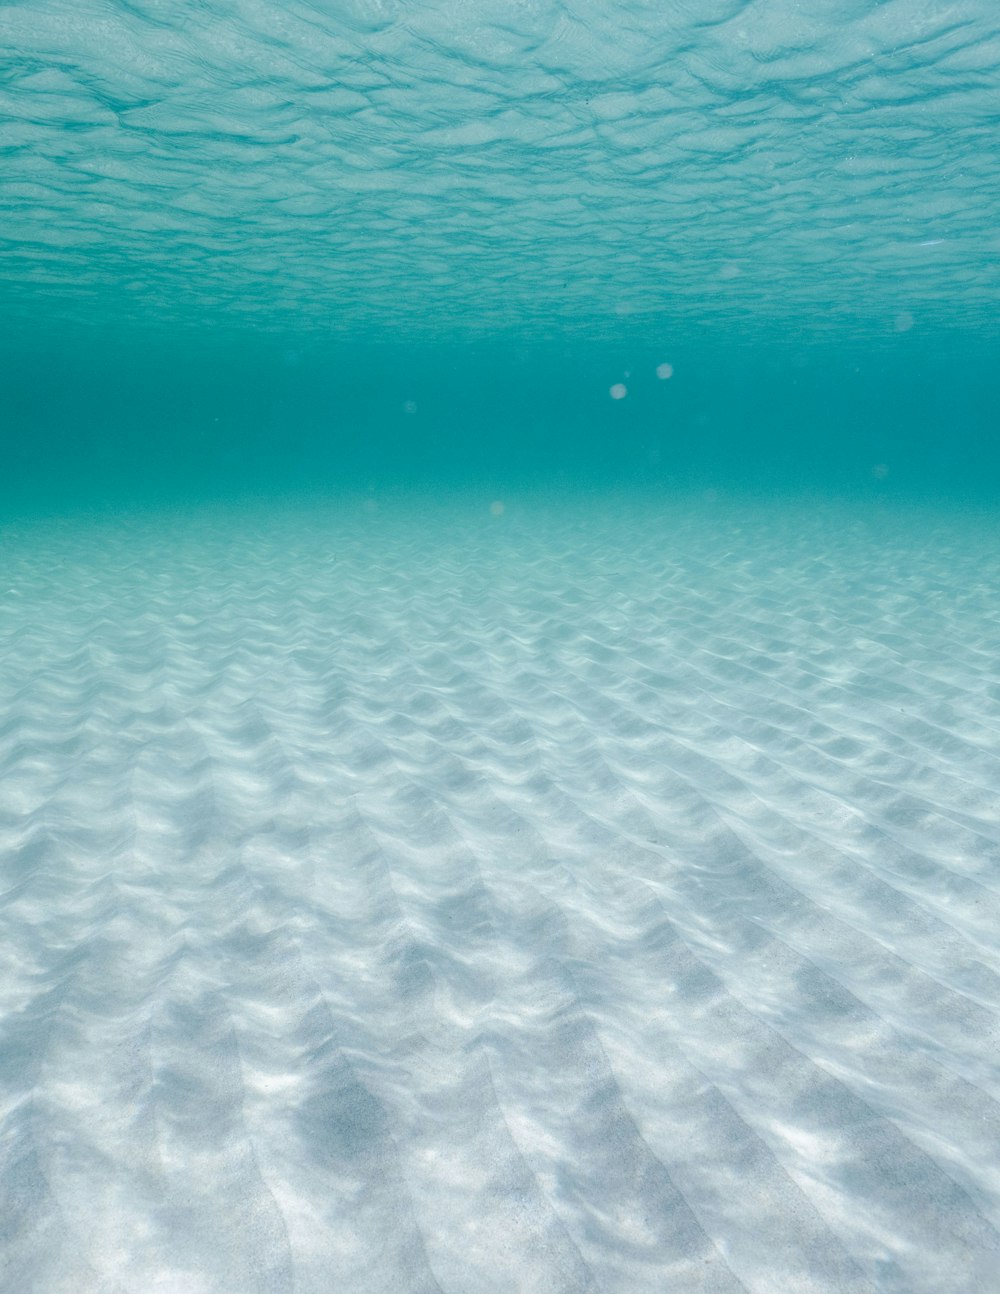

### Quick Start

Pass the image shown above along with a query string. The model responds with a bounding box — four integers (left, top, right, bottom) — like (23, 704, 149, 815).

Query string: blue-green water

(2, 0, 998, 511)
(3, 6, 1000, 1293)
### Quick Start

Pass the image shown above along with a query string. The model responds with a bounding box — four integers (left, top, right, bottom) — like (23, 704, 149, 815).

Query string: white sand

(1, 493, 999, 1293)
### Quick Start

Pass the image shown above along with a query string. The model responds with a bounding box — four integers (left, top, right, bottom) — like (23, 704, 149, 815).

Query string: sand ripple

(1, 496, 999, 1292)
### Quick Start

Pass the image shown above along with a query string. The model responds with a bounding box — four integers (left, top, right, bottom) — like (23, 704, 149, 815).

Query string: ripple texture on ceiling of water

(2, 0, 999, 340)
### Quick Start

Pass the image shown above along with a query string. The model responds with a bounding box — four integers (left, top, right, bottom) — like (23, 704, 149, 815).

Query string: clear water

(3, 5, 1000, 1293)
(2, 0, 998, 511)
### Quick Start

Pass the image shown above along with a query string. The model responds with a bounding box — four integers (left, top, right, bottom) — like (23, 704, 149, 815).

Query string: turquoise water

(2, 0, 998, 511)
(5, 7, 1000, 1291)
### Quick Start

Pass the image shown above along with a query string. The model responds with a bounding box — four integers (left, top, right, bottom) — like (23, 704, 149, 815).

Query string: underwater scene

(2, 1, 999, 1290)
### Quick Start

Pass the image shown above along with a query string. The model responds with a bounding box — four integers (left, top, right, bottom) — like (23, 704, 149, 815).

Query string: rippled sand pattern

(2, 496, 1000, 1293)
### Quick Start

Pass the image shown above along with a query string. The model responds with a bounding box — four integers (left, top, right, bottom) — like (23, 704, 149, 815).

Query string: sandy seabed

(1, 493, 999, 1294)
